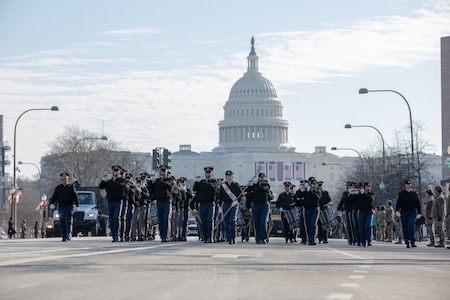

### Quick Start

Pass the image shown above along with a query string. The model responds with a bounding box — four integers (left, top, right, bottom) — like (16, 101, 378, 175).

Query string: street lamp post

(345, 123, 386, 180)
(359, 88, 414, 172)
(331, 146, 364, 177)
(322, 162, 349, 180)
(12, 106, 59, 229)
(71, 136, 108, 179)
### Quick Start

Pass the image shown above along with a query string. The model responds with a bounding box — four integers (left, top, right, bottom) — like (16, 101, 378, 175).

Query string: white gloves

(306, 186, 311, 192)
(279, 207, 284, 212)
(218, 207, 223, 215)
(193, 209, 197, 213)
(231, 200, 238, 207)
(416, 214, 422, 219)
(396, 211, 401, 217)
(50, 204, 55, 210)
(102, 174, 109, 181)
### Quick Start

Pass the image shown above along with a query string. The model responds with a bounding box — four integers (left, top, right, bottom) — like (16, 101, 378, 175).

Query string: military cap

(136, 177, 142, 182)
(300, 180, 307, 184)
(310, 179, 317, 184)
(204, 166, 214, 172)
(140, 172, 149, 178)
(364, 182, 371, 187)
(291, 184, 296, 188)
(159, 165, 170, 170)
(404, 179, 412, 184)
(386, 200, 393, 206)
(178, 177, 187, 182)
(112, 165, 122, 171)
(283, 181, 291, 186)
(225, 170, 233, 176)
(258, 172, 266, 178)
(308, 176, 316, 182)
(124, 173, 133, 179)
(60, 172, 70, 178)
(317, 181, 324, 186)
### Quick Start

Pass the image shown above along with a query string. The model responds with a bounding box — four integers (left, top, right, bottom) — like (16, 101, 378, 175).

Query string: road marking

(326, 247, 366, 260)
(353, 270, 368, 273)
(348, 275, 364, 279)
(340, 283, 359, 288)
(358, 265, 371, 268)
(0, 243, 179, 267)
(327, 293, 353, 299)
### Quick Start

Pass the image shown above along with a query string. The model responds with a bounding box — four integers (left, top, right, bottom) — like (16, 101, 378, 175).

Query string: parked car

(187, 217, 198, 236)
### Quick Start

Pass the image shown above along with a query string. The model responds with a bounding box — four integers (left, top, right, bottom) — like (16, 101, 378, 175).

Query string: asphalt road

(1, 236, 449, 300)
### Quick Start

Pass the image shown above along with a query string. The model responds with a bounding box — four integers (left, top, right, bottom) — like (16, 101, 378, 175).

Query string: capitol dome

(213, 37, 295, 153)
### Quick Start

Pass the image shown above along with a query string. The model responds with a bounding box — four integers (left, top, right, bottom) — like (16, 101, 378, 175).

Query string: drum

(148, 203, 158, 226)
(289, 207, 300, 229)
(236, 209, 246, 228)
(319, 206, 338, 230)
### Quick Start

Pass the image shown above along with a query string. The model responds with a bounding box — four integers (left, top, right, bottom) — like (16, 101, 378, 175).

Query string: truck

(45, 187, 109, 237)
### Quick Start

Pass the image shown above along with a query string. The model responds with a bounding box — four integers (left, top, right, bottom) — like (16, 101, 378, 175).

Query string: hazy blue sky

(1, 0, 450, 178)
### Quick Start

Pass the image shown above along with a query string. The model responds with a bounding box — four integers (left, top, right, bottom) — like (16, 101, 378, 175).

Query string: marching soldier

(247, 173, 272, 244)
(150, 165, 176, 243)
(50, 172, 79, 242)
(356, 182, 375, 247)
(424, 189, 435, 246)
(123, 172, 137, 242)
(317, 181, 332, 244)
(296, 177, 320, 245)
(99, 165, 126, 242)
(218, 170, 241, 244)
(396, 179, 421, 248)
(177, 177, 191, 241)
(294, 180, 308, 244)
(276, 181, 295, 243)
(193, 167, 217, 243)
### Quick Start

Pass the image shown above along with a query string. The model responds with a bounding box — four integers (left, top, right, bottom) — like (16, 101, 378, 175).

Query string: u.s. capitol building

(170, 37, 351, 196)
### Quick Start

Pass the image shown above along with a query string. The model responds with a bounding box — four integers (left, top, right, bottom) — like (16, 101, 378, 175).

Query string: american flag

(8, 188, 23, 204)
(256, 161, 266, 175)
(284, 162, 293, 180)
(268, 162, 276, 181)
(295, 162, 303, 180)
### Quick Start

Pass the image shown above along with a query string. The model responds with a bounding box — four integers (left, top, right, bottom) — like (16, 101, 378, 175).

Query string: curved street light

(331, 146, 364, 177)
(322, 162, 349, 180)
(359, 88, 414, 172)
(12, 106, 59, 229)
(345, 123, 386, 180)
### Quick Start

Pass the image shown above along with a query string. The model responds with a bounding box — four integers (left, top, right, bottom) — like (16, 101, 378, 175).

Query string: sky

(1, 0, 450, 179)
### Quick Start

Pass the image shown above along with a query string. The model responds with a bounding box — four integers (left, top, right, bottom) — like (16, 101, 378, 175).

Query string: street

(0, 237, 449, 300)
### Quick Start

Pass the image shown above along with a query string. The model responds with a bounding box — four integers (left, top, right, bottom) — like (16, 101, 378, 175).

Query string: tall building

(441, 36, 450, 180)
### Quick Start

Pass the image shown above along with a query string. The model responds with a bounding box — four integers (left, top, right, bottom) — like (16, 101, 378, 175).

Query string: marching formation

(48, 164, 447, 249)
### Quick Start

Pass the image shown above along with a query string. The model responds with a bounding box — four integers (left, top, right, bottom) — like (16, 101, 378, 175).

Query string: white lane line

(340, 283, 359, 288)
(358, 265, 371, 268)
(0, 243, 179, 267)
(325, 247, 366, 260)
(353, 270, 368, 273)
(348, 275, 364, 279)
(327, 293, 353, 299)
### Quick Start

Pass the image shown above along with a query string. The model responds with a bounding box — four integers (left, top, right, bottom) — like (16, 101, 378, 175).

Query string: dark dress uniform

(193, 167, 218, 243)
(50, 173, 79, 242)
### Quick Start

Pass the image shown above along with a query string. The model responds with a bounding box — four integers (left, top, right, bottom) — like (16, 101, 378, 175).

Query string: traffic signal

(163, 149, 171, 169)
(152, 148, 160, 170)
